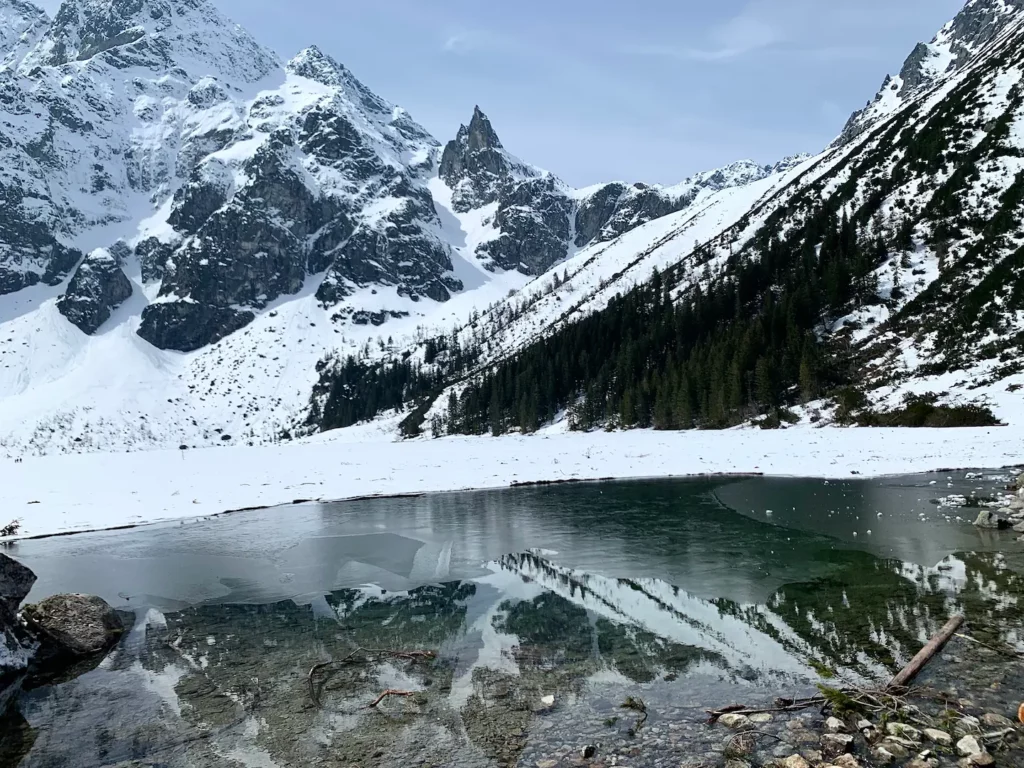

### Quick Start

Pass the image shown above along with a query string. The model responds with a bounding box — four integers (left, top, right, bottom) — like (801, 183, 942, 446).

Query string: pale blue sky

(41, 0, 967, 186)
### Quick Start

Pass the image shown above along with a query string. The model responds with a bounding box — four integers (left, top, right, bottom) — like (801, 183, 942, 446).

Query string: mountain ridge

(1, 0, 1012, 453)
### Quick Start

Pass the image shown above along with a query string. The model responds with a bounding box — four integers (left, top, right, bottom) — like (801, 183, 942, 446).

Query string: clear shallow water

(4, 473, 1024, 767)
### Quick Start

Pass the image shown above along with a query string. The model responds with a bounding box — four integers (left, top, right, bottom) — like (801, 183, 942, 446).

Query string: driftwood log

(708, 614, 967, 722)
(887, 615, 964, 690)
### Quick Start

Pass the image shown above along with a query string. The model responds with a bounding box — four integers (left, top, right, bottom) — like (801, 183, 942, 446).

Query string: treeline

(309, 333, 480, 432)
(442, 209, 892, 436)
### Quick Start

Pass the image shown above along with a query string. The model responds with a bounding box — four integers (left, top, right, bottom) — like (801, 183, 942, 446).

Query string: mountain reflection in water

(5, 475, 1024, 767)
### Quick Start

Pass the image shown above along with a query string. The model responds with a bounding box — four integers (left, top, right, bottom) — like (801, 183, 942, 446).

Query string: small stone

(821, 733, 854, 758)
(727, 733, 757, 757)
(887, 723, 922, 742)
(969, 754, 996, 767)
(826, 717, 849, 734)
(957, 735, 984, 757)
(906, 760, 932, 768)
(856, 720, 873, 731)
(888, 736, 922, 750)
(725, 760, 751, 768)
(923, 728, 954, 747)
(537, 761, 558, 768)
(872, 747, 898, 764)
(719, 713, 753, 730)
(880, 741, 910, 758)
(1013, 522, 1024, 533)
(832, 755, 860, 768)
(981, 713, 1014, 728)
(749, 712, 773, 723)
(956, 717, 982, 736)
(781, 755, 811, 768)
(540, 694, 555, 708)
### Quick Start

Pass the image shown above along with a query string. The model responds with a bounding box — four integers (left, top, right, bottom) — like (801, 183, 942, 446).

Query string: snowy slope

(837, 0, 1024, 144)
(344, 0, 1024, 434)
(0, 0, 795, 455)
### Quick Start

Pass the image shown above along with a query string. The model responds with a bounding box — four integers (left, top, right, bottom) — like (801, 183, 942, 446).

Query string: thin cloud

(620, 0, 880, 64)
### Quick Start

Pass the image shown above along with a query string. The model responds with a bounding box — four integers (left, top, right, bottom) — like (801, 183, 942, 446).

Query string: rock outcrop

(0, 554, 37, 714)
(439, 106, 534, 212)
(137, 302, 255, 352)
(0, 554, 34, 615)
(56, 246, 133, 334)
(837, 0, 1024, 145)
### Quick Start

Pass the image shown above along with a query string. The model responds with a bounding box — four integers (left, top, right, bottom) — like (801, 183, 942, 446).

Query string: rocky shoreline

(0, 553, 124, 720)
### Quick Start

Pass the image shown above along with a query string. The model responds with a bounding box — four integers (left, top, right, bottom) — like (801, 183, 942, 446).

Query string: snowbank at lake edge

(1, 426, 1021, 540)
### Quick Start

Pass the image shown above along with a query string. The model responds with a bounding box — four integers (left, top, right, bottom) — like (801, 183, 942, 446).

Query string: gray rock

(0, 554, 35, 614)
(973, 510, 1009, 529)
(873, 746, 899, 764)
(879, 741, 910, 758)
(137, 302, 255, 352)
(980, 712, 1014, 728)
(0, 600, 37, 714)
(956, 735, 984, 757)
(21, 594, 124, 659)
(826, 716, 849, 733)
(923, 728, 953, 747)
(439, 106, 526, 213)
(886, 722, 922, 742)
(718, 713, 753, 730)
(821, 733, 854, 758)
(56, 247, 133, 334)
(477, 175, 574, 275)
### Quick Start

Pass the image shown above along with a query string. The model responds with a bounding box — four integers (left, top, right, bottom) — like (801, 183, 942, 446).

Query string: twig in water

(368, 689, 415, 709)
(308, 662, 333, 708)
(955, 633, 1024, 659)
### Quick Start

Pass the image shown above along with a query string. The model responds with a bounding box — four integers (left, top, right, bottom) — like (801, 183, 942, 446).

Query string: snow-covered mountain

(0, 0, 788, 454)
(308, 0, 1024, 436)
(837, 0, 1024, 144)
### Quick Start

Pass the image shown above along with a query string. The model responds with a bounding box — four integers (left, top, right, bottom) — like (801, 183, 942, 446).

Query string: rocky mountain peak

(465, 105, 503, 152)
(287, 45, 351, 86)
(439, 106, 538, 213)
(20, 0, 278, 81)
(836, 0, 1024, 144)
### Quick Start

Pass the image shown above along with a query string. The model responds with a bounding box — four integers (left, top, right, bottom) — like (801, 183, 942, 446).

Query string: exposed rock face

(137, 302, 255, 352)
(56, 246, 133, 334)
(478, 176, 576, 274)
(439, 106, 532, 212)
(21, 594, 124, 660)
(439, 108, 798, 278)
(0, 554, 35, 614)
(837, 0, 1024, 144)
(0, 554, 37, 714)
(0, 0, 48, 68)
(135, 45, 463, 349)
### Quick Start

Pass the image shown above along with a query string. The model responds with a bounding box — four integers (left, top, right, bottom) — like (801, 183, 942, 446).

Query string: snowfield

(1, 425, 1020, 540)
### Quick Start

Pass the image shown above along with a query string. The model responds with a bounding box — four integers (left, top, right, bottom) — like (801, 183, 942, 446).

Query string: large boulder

(56, 246, 134, 334)
(974, 510, 1010, 529)
(0, 554, 35, 614)
(21, 594, 124, 661)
